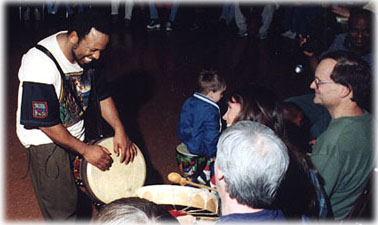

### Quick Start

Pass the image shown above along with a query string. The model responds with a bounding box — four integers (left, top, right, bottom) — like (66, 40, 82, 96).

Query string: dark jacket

(177, 93, 221, 159)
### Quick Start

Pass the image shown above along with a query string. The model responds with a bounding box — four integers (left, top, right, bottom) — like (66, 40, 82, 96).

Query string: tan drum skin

(74, 137, 146, 204)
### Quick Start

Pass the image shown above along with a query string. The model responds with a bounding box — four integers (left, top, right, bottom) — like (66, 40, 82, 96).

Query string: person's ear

(208, 91, 215, 99)
(68, 31, 79, 47)
(215, 163, 224, 182)
(217, 171, 224, 181)
(340, 85, 352, 98)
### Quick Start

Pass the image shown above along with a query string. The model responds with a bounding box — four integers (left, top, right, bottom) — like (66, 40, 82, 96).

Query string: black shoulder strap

(35, 45, 66, 80)
(36, 44, 104, 138)
(35, 44, 84, 112)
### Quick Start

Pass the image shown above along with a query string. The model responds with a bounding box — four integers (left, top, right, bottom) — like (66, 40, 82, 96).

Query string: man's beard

(72, 49, 91, 70)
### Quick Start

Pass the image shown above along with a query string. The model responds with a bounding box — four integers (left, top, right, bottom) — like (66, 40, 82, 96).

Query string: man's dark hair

(322, 50, 371, 111)
(67, 9, 110, 42)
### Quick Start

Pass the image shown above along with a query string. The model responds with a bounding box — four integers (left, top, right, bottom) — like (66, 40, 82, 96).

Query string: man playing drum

(16, 10, 137, 221)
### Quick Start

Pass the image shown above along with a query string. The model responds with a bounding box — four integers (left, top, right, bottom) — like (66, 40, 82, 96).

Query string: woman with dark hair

(222, 83, 329, 220)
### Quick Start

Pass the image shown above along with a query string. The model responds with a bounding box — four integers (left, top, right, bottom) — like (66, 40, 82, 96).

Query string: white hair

(216, 120, 289, 208)
(95, 204, 157, 225)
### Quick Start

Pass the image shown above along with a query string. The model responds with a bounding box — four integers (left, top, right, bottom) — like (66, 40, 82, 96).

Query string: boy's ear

(208, 90, 215, 98)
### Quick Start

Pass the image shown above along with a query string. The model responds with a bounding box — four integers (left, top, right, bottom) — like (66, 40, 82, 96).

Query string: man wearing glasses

(286, 8, 373, 142)
(309, 50, 373, 220)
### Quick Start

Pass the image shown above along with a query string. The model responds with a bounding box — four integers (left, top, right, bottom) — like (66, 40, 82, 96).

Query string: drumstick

(168, 172, 217, 192)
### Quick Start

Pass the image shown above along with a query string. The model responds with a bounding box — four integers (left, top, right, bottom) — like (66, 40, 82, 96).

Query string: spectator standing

(110, 0, 134, 27)
(146, 1, 179, 31)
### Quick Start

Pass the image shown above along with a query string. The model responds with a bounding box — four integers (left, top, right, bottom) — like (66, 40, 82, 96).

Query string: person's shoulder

(19, 47, 60, 83)
(38, 31, 64, 47)
(335, 33, 347, 40)
(317, 116, 367, 144)
(23, 32, 62, 63)
(21, 46, 56, 70)
(189, 94, 215, 107)
(324, 114, 371, 148)
(333, 113, 372, 129)
(181, 96, 205, 113)
(182, 96, 197, 108)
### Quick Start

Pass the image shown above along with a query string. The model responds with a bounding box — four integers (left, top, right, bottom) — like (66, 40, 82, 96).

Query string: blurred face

(208, 88, 226, 103)
(348, 16, 371, 50)
(310, 59, 339, 107)
(72, 28, 109, 66)
(222, 97, 242, 127)
(293, 111, 303, 127)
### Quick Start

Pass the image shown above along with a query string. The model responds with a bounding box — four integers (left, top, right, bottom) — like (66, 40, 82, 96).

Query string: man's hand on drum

(83, 145, 113, 171)
(113, 132, 137, 165)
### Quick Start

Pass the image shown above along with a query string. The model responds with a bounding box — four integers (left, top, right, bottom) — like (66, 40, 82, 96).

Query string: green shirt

(311, 112, 373, 220)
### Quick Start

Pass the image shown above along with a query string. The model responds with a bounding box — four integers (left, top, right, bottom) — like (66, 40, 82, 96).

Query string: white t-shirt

(16, 31, 86, 148)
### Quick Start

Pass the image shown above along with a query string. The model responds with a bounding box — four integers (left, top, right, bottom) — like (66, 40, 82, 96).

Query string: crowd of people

(14, 1, 374, 224)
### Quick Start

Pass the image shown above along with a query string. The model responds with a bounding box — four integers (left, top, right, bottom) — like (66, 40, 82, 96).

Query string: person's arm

(310, 145, 341, 196)
(308, 55, 319, 74)
(298, 34, 319, 74)
(203, 110, 220, 159)
(18, 76, 113, 171)
(40, 124, 112, 171)
(331, 5, 351, 18)
(99, 97, 137, 164)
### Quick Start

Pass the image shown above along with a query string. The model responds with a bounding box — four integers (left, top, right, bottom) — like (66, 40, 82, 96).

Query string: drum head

(135, 185, 219, 215)
(86, 137, 146, 204)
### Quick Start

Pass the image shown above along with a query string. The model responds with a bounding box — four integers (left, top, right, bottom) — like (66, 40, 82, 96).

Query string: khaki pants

(27, 143, 78, 220)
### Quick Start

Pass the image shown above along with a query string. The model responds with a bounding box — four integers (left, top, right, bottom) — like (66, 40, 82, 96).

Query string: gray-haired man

(215, 120, 289, 223)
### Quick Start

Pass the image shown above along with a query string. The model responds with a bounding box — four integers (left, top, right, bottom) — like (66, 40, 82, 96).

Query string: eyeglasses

(313, 78, 335, 89)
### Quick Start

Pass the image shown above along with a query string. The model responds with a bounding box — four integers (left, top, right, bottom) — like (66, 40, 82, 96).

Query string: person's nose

(92, 51, 100, 60)
(310, 80, 316, 89)
(222, 112, 227, 121)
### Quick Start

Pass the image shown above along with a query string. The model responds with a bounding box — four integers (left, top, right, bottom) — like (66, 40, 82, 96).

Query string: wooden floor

(5, 4, 314, 222)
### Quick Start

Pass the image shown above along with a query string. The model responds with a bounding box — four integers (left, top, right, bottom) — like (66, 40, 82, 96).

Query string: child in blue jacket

(177, 70, 226, 186)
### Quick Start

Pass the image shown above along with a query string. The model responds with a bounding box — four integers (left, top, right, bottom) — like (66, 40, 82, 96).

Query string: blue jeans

(149, 1, 179, 22)
(46, 1, 83, 15)
(234, 3, 247, 34)
(219, 3, 235, 24)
